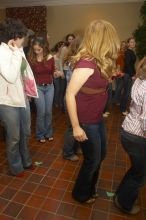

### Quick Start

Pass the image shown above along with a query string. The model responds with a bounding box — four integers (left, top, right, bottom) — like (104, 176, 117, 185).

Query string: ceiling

(0, 0, 143, 9)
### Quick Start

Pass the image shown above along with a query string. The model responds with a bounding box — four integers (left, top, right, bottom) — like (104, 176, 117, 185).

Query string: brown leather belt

(80, 86, 106, 94)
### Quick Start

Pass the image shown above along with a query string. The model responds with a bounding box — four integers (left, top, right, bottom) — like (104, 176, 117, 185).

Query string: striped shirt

(122, 78, 146, 138)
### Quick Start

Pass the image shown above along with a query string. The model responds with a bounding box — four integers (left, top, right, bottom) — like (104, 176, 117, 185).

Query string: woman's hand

(73, 126, 88, 142)
(8, 40, 18, 51)
(54, 71, 64, 78)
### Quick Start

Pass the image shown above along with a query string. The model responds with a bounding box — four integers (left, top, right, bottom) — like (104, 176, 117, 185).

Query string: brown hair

(28, 36, 50, 64)
(64, 36, 82, 64)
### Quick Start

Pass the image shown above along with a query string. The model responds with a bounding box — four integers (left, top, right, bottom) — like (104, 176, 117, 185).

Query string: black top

(124, 48, 136, 77)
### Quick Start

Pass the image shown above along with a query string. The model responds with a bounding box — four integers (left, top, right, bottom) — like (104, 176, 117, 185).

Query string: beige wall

(47, 2, 143, 47)
(0, 9, 5, 22)
(0, 2, 143, 47)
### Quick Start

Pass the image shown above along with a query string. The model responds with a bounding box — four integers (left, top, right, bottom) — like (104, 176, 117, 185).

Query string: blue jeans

(61, 70, 67, 111)
(116, 128, 146, 211)
(54, 77, 65, 106)
(63, 115, 80, 158)
(72, 121, 107, 202)
(0, 99, 32, 175)
(34, 84, 54, 140)
(120, 74, 132, 112)
(104, 82, 112, 112)
(113, 77, 124, 104)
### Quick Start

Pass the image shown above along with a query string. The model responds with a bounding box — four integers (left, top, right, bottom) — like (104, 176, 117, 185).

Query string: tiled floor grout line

(0, 107, 146, 219)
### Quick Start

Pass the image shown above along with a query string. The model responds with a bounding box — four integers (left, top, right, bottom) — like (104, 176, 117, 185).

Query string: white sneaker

(103, 113, 109, 118)
(105, 111, 110, 115)
(122, 111, 128, 116)
(64, 154, 79, 162)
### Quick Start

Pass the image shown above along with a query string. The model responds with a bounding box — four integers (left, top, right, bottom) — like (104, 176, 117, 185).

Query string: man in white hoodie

(0, 18, 38, 177)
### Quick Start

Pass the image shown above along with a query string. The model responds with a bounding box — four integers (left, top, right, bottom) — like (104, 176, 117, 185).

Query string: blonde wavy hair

(72, 20, 120, 79)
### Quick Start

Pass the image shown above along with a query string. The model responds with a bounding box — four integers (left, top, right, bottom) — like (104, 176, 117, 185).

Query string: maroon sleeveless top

(75, 59, 108, 124)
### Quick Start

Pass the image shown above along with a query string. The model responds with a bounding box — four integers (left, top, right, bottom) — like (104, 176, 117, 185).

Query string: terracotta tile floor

(0, 104, 146, 220)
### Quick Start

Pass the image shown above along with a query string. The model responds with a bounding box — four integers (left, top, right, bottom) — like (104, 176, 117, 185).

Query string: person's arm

(66, 67, 94, 142)
(0, 41, 22, 83)
(141, 92, 146, 137)
(136, 56, 146, 74)
(60, 46, 68, 66)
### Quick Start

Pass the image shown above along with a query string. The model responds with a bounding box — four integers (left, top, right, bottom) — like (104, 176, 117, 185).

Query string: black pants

(72, 121, 107, 202)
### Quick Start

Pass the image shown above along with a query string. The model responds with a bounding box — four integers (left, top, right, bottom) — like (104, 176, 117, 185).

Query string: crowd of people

(0, 17, 146, 215)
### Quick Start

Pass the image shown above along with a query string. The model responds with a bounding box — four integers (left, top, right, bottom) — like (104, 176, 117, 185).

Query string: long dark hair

(28, 36, 50, 64)
(65, 33, 75, 47)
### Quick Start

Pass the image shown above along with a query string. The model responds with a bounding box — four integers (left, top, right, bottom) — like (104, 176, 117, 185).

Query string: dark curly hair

(0, 18, 28, 44)
(51, 41, 64, 53)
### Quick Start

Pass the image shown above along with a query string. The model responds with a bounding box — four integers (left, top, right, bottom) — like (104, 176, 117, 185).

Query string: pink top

(122, 78, 146, 138)
(75, 59, 108, 124)
(30, 57, 55, 84)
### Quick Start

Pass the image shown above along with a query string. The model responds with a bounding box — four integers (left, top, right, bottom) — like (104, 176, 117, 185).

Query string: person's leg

(113, 78, 124, 104)
(44, 84, 54, 139)
(60, 70, 67, 110)
(103, 82, 113, 113)
(90, 121, 107, 195)
(34, 86, 46, 140)
(115, 129, 146, 212)
(0, 105, 24, 175)
(63, 98, 81, 159)
(19, 98, 32, 168)
(120, 74, 132, 112)
(53, 78, 60, 107)
(63, 114, 79, 160)
(72, 121, 107, 202)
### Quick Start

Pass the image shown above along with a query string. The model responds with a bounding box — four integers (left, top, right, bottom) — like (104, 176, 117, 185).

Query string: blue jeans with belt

(116, 128, 146, 211)
(72, 120, 107, 202)
(34, 83, 54, 140)
(0, 99, 32, 175)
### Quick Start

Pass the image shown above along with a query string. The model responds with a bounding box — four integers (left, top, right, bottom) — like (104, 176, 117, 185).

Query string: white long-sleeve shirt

(0, 42, 38, 107)
(122, 78, 146, 138)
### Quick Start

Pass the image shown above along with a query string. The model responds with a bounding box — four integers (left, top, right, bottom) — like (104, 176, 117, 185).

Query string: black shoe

(114, 196, 140, 215)
(63, 154, 79, 161)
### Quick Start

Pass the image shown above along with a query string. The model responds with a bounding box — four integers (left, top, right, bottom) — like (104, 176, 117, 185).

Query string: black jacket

(124, 48, 136, 77)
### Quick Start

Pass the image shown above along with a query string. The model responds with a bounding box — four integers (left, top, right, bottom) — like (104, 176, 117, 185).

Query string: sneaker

(24, 164, 35, 171)
(122, 111, 128, 116)
(64, 154, 79, 162)
(39, 138, 46, 143)
(105, 111, 110, 115)
(85, 198, 96, 204)
(103, 113, 109, 118)
(114, 196, 140, 215)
